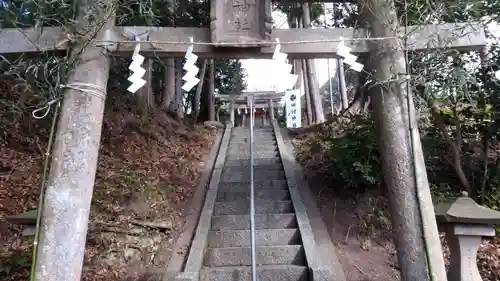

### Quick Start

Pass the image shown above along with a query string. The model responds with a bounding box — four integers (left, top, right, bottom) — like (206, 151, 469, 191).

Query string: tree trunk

(175, 60, 183, 120)
(293, 60, 302, 90)
(216, 107, 221, 122)
(288, 7, 310, 126)
(337, 58, 349, 109)
(138, 15, 155, 117)
(332, 5, 349, 111)
(294, 59, 311, 126)
(301, 3, 325, 123)
(305, 60, 323, 122)
(138, 58, 155, 117)
(161, 0, 176, 113)
(344, 89, 369, 114)
(192, 59, 208, 121)
(208, 59, 215, 121)
(359, 1, 447, 281)
(33, 2, 114, 281)
(345, 55, 371, 115)
(479, 47, 490, 203)
(301, 60, 313, 125)
(161, 59, 176, 111)
(430, 104, 471, 194)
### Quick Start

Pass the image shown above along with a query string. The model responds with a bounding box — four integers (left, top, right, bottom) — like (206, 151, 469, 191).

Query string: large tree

(353, 0, 500, 280)
(275, 2, 325, 124)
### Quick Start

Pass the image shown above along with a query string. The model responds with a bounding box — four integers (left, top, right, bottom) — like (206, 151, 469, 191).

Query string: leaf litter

(0, 84, 217, 281)
(293, 126, 500, 281)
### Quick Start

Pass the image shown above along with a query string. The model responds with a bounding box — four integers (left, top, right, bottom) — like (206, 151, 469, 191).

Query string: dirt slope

(0, 90, 217, 281)
(291, 130, 500, 281)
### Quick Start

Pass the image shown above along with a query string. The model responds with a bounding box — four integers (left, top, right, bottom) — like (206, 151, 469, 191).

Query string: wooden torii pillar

(217, 91, 283, 127)
(26, 1, 114, 281)
(269, 98, 275, 120)
(229, 94, 235, 127)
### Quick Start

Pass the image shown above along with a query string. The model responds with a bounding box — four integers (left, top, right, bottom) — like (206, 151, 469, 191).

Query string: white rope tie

(31, 82, 106, 119)
(32, 99, 59, 119)
(63, 82, 106, 101)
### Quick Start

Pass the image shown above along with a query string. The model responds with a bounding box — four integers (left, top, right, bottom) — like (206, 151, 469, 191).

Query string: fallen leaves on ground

(0, 86, 217, 281)
(293, 127, 500, 281)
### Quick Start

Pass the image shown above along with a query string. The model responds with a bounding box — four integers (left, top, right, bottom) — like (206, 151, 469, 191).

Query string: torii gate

(0, 0, 487, 281)
(0, 20, 486, 58)
(216, 91, 285, 126)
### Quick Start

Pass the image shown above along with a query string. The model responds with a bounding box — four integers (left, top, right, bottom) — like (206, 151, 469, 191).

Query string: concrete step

(218, 180, 288, 192)
(228, 144, 277, 148)
(231, 132, 275, 135)
(226, 150, 278, 155)
(220, 170, 286, 182)
(213, 200, 293, 215)
(226, 151, 279, 158)
(226, 153, 279, 160)
(232, 133, 274, 136)
(231, 133, 275, 136)
(227, 147, 278, 154)
(217, 189, 290, 202)
(227, 151, 279, 157)
(230, 140, 277, 145)
(230, 139, 276, 143)
(230, 136, 271, 139)
(225, 158, 281, 167)
(222, 167, 284, 175)
(207, 229, 300, 247)
(228, 140, 278, 149)
(232, 128, 274, 131)
(211, 214, 297, 230)
(232, 128, 274, 132)
(223, 164, 284, 173)
(228, 144, 277, 149)
(229, 136, 275, 140)
(230, 136, 276, 141)
(203, 245, 305, 267)
(232, 130, 274, 134)
(200, 265, 308, 281)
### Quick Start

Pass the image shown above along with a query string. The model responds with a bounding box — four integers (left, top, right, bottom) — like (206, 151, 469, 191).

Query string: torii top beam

(216, 91, 285, 101)
(234, 102, 282, 109)
(272, 0, 352, 2)
(0, 22, 486, 59)
(221, 97, 283, 103)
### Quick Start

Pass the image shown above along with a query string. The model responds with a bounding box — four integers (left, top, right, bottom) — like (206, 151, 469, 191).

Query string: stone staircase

(200, 126, 308, 281)
(172, 123, 344, 281)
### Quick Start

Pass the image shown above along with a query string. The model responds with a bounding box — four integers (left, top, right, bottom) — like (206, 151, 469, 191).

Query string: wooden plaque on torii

(210, 0, 272, 46)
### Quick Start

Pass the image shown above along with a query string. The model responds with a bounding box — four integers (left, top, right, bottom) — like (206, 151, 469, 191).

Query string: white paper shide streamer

(182, 38, 201, 92)
(127, 38, 147, 93)
(336, 39, 364, 72)
(272, 39, 298, 91)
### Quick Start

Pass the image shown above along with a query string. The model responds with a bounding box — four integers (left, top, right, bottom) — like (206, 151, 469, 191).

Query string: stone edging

(163, 127, 226, 280)
(272, 121, 346, 281)
(173, 125, 232, 281)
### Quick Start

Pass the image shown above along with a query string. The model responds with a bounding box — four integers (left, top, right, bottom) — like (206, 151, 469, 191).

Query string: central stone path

(200, 126, 308, 281)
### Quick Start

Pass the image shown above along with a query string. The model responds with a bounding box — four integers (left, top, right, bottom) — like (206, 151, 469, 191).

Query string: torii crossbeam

(0, 22, 486, 59)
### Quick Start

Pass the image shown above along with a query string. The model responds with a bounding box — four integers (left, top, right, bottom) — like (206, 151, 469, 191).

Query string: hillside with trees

(287, 1, 500, 280)
(0, 1, 246, 280)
